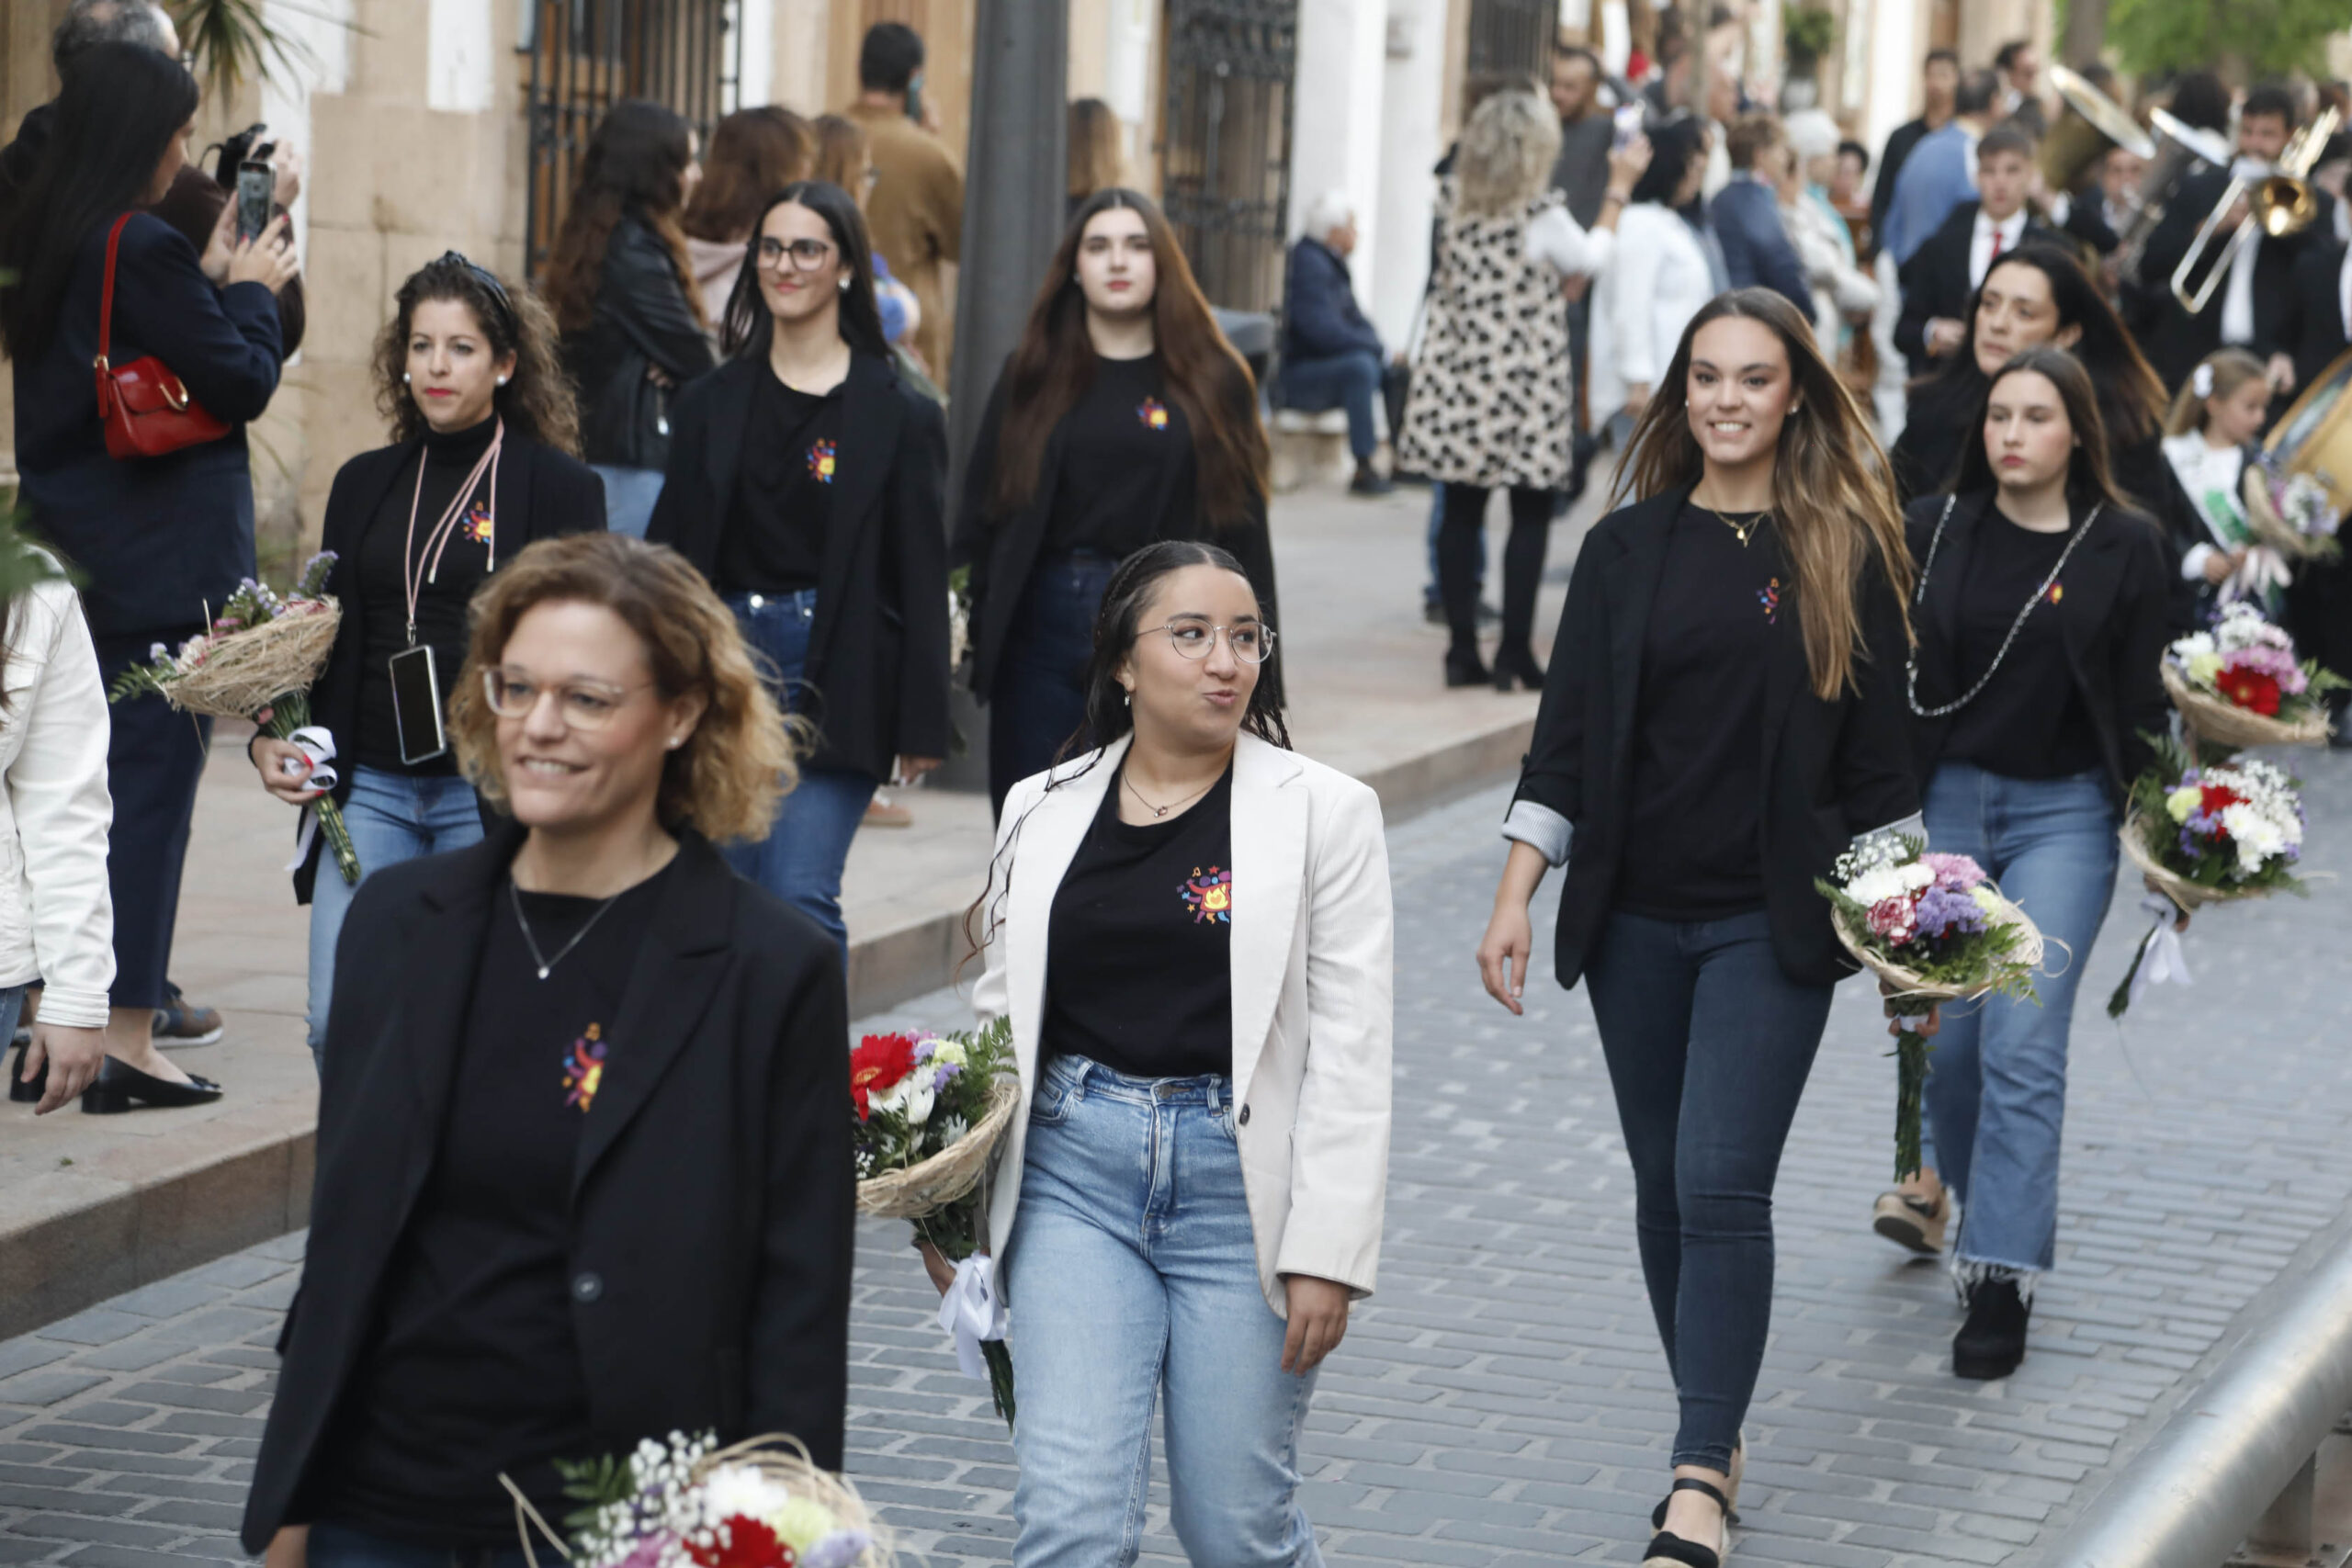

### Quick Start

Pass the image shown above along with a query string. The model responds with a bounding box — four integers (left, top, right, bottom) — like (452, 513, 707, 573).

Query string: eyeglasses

(756, 235, 838, 272)
(481, 668, 650, 731)
(1150, 617, 1275, 664)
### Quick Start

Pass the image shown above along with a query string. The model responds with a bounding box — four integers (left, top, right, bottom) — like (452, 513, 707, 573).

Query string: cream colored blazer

(973, 731, 1394, 1316)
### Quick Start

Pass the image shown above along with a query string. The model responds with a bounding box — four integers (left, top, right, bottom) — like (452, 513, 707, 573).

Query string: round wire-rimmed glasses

(1149, 617, 1276, 664)
(481, 667, 650, 731)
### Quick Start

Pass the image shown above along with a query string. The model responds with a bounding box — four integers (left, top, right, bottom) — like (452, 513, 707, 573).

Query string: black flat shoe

(80, 1056, 223, 1114)
(8, 1042, 41, 1104)
(1954, 1273, 2030, 1380)
(1443, 652, 1492, 688)
(1492, 646, 1546, 693)
(1644, 1477, 1731, 1568)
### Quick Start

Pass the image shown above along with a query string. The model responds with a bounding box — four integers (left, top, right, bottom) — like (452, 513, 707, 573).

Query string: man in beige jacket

(845, 22, 964, 378)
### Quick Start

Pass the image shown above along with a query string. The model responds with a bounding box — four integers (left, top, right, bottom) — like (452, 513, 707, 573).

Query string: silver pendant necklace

(1905, 496, 2103, 718)
(509, 877, 622, 981)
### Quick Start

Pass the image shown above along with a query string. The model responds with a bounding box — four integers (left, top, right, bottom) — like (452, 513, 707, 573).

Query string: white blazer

(1589, 202, 1719, 429)
(973, 731, 1394, 1315)
(0, 574, 115, 1027)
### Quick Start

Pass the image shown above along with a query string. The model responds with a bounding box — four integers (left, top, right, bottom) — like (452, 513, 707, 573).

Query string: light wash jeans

(722, 590, 876, 975)
(308, 766, 484, 1065)
(1921, 761, 2120, 1275)
(1003, 1053, 1324, 1568)
(590, 464, 665, 539)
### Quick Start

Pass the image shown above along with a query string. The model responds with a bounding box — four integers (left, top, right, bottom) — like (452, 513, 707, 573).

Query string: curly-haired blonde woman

(1399, 86, 1646, 691)
(243, 532, 853, 1568)
(249, 252, 605, 1068)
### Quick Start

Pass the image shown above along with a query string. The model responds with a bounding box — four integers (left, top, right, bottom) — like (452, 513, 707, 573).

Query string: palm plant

(171, 0, 313, 102)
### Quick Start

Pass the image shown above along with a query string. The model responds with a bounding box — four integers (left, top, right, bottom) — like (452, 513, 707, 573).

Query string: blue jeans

(988, 554, 1114, 819)
(1004, 1054, 1324, 1567)
(306, 1520, 534, 1568)
(1583, 908, 1836, 1470)
(1276, 350, 1380, 461)
(723, 590, 876, 972)
(1421, 485, 1487, 609)
(1921, 762, 2119, 1275)
(308, 767, 485, 1063)
(590, 464, 664, 539)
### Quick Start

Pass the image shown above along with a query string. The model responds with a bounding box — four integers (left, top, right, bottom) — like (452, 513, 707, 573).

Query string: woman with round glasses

(958, 538, 1392, 1564)
(649, 179, 949, 971)
(248, 252, 603, 1070)
(245, 533, 854, 1567)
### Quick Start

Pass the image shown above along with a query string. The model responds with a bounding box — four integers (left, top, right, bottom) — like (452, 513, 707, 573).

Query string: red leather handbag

(91, 213, 229, 460)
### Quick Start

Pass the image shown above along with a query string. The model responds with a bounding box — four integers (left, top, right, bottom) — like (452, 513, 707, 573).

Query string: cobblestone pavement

(6, 751, 2352, 1567)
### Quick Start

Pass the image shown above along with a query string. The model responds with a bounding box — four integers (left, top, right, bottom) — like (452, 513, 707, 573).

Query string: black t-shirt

(1042, 761, 1235, 1079)
(355, 417, 498, 774)
(1044, 352, 1190, 558)
(1940, 506, 2103, 780)
(306, 861, 673, 1546)
(716, 368, 842, 596)
(1617, 503, 1782, 921)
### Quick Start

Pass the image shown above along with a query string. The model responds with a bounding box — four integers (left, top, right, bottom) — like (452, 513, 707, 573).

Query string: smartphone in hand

(235, 159, 274, 243)
(1612, 103, 1645, 152)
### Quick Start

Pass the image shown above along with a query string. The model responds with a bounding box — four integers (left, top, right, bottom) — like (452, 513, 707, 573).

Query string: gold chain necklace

(1705, 507, 1771, 547)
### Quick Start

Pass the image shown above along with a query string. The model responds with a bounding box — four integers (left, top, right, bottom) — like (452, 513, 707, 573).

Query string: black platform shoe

(8, 1041, 42, 1104)
(1954, 1273, 2030, 1380)
(1643, 1476, 1732, 1568)
(1443, 651, 1492, 688)
(80, 1056, 224, 1114)
(1491, 645, 1546, 693)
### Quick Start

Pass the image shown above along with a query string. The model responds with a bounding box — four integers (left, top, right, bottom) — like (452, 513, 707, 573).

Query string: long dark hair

(1612, 288, 1914, 699)
(1629, 114, 1709, 209)
(1951, 346, 2133, 514)
(1926, 243, 2166, 449)
(684, 106, 812, 243)
(988, 188, 1269, 528)
(718, 182, 888, 361)
(372, 254, 581, 454)
(544, 100, 703, 335)
(0, 43, 199, 365)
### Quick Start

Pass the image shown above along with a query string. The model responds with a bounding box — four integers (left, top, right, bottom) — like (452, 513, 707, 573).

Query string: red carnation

(685, 1517, 795, 1568)
(849, 1032, 919, 1121)
(2218, 669, 2282, 716)
(2199, 783, 2245, 816)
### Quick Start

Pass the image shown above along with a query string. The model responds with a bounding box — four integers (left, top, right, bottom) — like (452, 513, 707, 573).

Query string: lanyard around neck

(404, 418, 503, 645)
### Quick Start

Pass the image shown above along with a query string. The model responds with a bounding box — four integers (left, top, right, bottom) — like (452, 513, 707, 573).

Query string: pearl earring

(837, 276, 849, 293)
(1123, 689, 1132, 706)
(666, 736, 684, 750)
(401, 371, 412, 384)
(496, 375, 509, 386)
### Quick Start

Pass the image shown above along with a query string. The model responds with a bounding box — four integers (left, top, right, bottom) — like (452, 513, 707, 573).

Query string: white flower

(2221, 803, 2286, 874)
(872, 1073, 937, 1126)
(1845, 860, 1933, 907)
(700, 1463, 794, 1526)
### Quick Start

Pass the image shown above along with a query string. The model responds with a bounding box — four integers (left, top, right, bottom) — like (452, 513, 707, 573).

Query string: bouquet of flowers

(1817, 836, 2042, 1179)
(2160, 604, 2346, 750)
(105, 554, 360, 885)
(520, 1430, 887, 1568)
(850, 1018, 1019, 1420)
(2109, 742, 2307, 1018)
(2242, 460, 2344, 561)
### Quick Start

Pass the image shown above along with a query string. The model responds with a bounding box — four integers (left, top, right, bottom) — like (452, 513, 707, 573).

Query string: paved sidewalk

(5, 750, 2351, 1565)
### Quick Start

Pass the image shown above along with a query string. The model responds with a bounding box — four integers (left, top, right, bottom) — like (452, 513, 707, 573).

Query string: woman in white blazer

(2, 559, 116, 1114)
(1590, 117, 1722, 437)
(967, 538, 1393, 1567)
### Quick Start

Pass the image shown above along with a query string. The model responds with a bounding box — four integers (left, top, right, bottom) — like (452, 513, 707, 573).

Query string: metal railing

(2031, 1229, 2352, 1566)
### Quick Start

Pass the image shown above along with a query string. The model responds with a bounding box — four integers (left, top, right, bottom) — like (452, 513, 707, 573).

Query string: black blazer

(289, 434, 608, 901)
(1510, 489, 1921, 988)
(648, 352, 951, 779)
(1894, 203, 2053, 373)
(561, 213, 718, 470)
(2279, 236, 2349, 395)
(951, 358, 1280, 701)
(2132, 167, 2340, 392)
(242, 827, 854, 1553)
(1903, 490, 2174, 804)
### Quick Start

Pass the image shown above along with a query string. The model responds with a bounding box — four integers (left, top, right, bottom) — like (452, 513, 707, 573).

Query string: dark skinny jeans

(1582, 908, 1834, 1471)
(1438, 482, 1552, 666)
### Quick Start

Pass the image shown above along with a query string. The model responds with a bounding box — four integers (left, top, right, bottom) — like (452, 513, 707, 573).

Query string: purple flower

(930, 1061, 963, 1093)
(801, 1533, 874, 1568)
(1912, 886, 1987, 941)
(1923, 852, 1987, 892)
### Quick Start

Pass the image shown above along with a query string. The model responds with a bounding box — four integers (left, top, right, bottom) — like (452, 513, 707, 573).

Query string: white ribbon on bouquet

(282, 725, 341, 873)
(2222, 546, 2292, 606)
(2127, 892, 2194, 1012)
(938, 1254, 1008, 1379)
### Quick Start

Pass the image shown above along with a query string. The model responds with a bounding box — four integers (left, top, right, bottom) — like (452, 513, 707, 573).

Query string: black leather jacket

(560, 213, 717, 469)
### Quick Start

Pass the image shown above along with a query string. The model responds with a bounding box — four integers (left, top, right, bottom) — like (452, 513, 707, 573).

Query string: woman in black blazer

(0, 44, 299, 1107)
(248, 254, 605, 1069)
(649, 180, 949, 970)
(1892, 348, 2171, 1382)
(1476, 290, 1919, 1568)
(952, 187, 1277, 819)
(243, 534, 852, 1568)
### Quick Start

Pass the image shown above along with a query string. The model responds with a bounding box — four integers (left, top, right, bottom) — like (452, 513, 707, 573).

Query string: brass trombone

(2169, 106, 2342, 314)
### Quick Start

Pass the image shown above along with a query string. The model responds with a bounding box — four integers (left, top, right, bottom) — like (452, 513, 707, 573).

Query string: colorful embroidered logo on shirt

(562, 1023, 607, 1112)
(1758, 577, 1781, 624)
(460, 498, 493, 547)
(1137, 398, 1170, 431)
(2048, 582, 2065, 605)
(807, 439, 838, 484)
(1180, 865, 1232, 924)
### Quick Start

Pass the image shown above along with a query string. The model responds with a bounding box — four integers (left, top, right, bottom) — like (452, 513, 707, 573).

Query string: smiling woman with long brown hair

(1476, 288, 1919, 1568)
(951, 186, 1274, 818)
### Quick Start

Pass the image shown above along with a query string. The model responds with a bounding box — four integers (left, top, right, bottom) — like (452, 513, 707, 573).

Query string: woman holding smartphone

(1902, 348, 2171, 1381)
(967, 539, 1391, 1565)
(1476, 291, 1919, 1568)
(648, 180, 950, 968)
(954, 188, 1275, 819)
(250, 254, 603, 1068)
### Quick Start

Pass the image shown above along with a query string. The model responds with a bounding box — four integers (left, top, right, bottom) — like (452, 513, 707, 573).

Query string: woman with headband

(249, 253, 605, 1070)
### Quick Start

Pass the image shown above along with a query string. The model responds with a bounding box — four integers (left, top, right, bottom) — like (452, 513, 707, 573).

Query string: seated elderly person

(1276, 190, 1393, 496)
